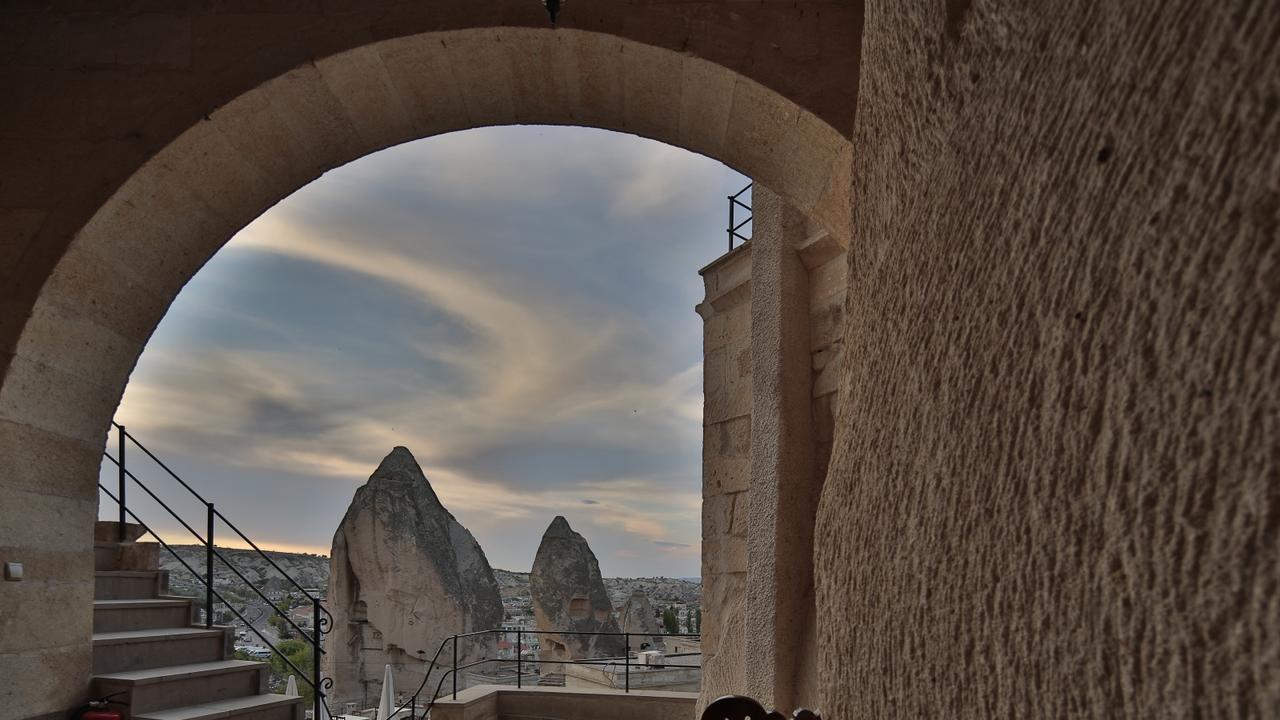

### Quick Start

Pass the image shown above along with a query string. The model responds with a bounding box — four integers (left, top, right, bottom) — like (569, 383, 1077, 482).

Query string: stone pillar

(697, 187, 847, 713)
(695, 239, 754, 708)
(745, 186, 814, 711)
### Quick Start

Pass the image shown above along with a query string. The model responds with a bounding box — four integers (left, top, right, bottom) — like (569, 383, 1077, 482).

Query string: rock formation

(618, 590, 665, 651)
(529, 516, 625, 672)
(324, 447, 503, 705)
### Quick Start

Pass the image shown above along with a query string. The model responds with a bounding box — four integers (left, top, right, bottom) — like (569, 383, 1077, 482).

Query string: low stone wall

(562, 656, 702, 692)
(429, 686, 697, 720)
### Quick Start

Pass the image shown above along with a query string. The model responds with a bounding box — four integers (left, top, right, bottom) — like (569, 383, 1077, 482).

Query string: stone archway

(0, 24, 853, 717)
(4, 2, 1277, 718)
(10, 27, 852, 447)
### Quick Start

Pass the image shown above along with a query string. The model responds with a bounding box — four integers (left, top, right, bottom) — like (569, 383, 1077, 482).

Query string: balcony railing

(383, 628, 701, 719)
(727, 182, 753, 250)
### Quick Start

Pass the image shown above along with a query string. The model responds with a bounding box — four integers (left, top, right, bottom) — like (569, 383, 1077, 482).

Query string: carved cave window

(568, 596, 591, 620)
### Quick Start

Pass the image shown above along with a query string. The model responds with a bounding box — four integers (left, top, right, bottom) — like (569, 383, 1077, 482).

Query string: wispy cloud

(106, 126, 742, 575)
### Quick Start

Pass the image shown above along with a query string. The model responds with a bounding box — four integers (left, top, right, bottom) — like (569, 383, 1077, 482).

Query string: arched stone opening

(8, 28, 851, 448)
(0, 25, 853, 716)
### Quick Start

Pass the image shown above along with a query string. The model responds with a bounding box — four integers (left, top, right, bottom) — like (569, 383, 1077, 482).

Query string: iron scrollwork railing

(100, 422, 336, 720)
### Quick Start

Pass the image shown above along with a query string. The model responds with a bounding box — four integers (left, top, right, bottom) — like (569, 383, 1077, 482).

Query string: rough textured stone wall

(816, 0, 1279, 717)
(745, 187, 814, 712)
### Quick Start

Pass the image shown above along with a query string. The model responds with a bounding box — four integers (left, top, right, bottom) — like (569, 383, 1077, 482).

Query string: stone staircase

(91, 521, 303, 720)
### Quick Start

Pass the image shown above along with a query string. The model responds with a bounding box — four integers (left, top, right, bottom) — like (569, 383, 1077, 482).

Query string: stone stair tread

(133, 694, 299, 720)
(94, 659, 264, 684)
(94, 627, 223, 644)
(95, 598, 188, 607)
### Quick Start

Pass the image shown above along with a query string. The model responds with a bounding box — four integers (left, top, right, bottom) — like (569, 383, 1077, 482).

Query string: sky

(98, 125, 749, 578)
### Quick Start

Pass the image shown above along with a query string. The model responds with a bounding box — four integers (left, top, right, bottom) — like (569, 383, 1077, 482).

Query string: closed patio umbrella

(377, 664, 396, 720)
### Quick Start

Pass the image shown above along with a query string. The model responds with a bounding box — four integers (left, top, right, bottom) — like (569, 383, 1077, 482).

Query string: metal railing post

(117, 426, 126, 541)
(205, 502, 214, 629)
(516, 630, 522, 688)
(313, 596, 322, 720)
(727, 196, 736, 251)
(452, 634, 458, 699)
(624, 632, 630, 693)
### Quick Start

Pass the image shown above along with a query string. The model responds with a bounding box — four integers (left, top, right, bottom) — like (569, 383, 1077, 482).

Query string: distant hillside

(493, 567, 701, 609)
(160, 546, 700, 609)
(159, 545, 329, 596)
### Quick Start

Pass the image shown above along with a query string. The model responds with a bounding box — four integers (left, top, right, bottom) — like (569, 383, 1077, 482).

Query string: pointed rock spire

(324, 447, 502, 705)
(529, 516, 624, 672)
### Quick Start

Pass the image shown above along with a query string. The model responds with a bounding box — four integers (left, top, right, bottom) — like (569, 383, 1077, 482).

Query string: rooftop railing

(386, 628, 702, 720)
(727, 182, 753, 250)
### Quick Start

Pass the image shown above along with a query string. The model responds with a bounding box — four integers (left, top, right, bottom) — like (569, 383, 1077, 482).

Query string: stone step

(97, 521, 148, 543)
(93, 627, 230, 674)
(97, 570, 169, 600)
(133, 694, 302, 720)
(93, 660, 270, 719)
(96, 541, 161, 572)
(95, 598, 194, 633)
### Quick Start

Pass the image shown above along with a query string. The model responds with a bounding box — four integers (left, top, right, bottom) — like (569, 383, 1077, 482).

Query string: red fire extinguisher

(71, 692, 128, 720)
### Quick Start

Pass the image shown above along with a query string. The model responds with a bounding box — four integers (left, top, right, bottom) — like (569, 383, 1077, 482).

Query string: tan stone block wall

(698, 220, 848, 712)
(697, 246, 754, 705)
(0, 422, 99, 717)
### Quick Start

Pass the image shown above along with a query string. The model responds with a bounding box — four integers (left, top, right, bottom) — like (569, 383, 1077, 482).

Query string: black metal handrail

(98, 484, 315, 682)
(115, 423, 329, 616)
(99, 454, 316, 643)
(100, 424, 332, 720)
(395, 628, 703, 719)
(117, 424, 211, 504)
(100, 452, 323, 648)
(728, 182, 753, 250)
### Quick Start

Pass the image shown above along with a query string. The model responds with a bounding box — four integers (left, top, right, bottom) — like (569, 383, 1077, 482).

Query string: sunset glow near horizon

(98, 125, 747, 577)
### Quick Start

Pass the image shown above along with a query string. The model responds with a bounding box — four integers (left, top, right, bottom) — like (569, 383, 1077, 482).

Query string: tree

(268, 612, 295, 639)
(685, 609, 693, 633)
(662, 607, 679, 634)
(695, 608, 702, 633)
(269, 639, 315, 704)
